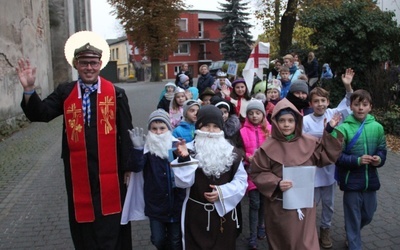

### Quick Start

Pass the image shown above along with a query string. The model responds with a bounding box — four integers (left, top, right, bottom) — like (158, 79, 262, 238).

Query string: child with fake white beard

(121, 109, 186, 250)
(170, 105, 248, 250)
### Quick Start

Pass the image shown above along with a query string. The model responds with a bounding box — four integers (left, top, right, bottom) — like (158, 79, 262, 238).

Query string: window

(116, 48, 119, 59)
(124, 67, 127, 77)
(198, 21, 204, 38)
(174, 43, 190, 54)
(174, 66, 180, 75)
(219, 42, 225, 53)
(178, 18, 188, 32)
(111, 49, 115, 60)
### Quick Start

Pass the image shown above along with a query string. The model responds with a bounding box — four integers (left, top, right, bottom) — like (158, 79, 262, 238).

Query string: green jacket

(332, 114, 387, 191)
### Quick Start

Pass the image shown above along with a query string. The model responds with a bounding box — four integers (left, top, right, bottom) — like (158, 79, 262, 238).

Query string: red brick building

(131, 10, 225, 80)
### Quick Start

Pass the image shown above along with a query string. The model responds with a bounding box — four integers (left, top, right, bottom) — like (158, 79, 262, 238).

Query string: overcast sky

(90, 0, 264, 39)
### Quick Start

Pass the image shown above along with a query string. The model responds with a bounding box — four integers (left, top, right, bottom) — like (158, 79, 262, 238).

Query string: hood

(271, 98, 303, 142)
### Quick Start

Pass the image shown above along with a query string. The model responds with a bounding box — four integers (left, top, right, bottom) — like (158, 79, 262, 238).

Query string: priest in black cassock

(16, 31, 133, 250)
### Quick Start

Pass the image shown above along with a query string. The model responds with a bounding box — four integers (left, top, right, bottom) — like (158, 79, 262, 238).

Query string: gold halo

(64, 31, 110, 70)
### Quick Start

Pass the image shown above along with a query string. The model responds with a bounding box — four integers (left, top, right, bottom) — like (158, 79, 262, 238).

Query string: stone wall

(0, 0, 91, 139)
(0, 0, 53, 138)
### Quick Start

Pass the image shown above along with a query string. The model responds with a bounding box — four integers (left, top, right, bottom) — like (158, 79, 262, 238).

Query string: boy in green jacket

(332, 89, 387, 250)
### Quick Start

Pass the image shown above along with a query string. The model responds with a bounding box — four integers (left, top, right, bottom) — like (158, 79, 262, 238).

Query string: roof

(107, 36, 127, 45)
(187, 9, 224, 20)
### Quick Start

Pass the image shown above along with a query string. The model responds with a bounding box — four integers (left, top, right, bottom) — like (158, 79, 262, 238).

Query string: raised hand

(220, 84, 231, 98)
(176, 140, 189, 157)
(16, 59, 37, 91)
(329, 112, 342, 128)
(341, 68, 355, 91)
(128, 127, 146, 148)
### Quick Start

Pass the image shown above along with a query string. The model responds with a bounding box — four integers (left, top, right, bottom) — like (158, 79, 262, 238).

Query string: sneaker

(248, 237, 257, 249)
(320, 227, 333, 249)
(257, 226, 267, 240)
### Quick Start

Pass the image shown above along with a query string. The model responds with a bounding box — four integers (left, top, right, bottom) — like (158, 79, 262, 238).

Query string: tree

(300, 0, 400, 108)
(219, 0, 253, 62)
(108, 0, 185, 81)
(255, 0, 343, 55)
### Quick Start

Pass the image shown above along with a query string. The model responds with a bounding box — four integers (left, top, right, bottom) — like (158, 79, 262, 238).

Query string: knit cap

(165, 82, 176, 90)
(217, 71, 227, 78)
(267, 79, 282, 93)
(183, 99, 200, 118)
(195, 105, 224, 130)
(179, 74, 189, 84)
(213, 100, 230, 112)
(148, 109, 172, 131)
(232, 79, 246, 88)
(175, 86, 185, 94)
(211, 96, 233, 113)
(275, 108, 297, 123)
(246, 99, 266, 117)
(290, 79, 309, 94)
(254, 93, 267, 103)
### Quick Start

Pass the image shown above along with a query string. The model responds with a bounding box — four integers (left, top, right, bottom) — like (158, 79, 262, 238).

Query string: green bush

(374, 105, 400, 136)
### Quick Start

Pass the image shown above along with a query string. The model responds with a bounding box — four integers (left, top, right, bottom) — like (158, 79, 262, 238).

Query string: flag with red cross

(242, 42, 270, 93)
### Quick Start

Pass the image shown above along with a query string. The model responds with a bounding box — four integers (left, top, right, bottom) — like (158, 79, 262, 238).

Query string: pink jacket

(240, 118, 270, 191)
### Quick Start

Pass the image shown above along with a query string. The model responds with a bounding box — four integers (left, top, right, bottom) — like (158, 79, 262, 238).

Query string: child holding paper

(249, 98, 343, 250)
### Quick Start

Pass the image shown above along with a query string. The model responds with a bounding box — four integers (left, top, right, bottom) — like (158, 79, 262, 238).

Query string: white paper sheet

(282, 166, 316, 210)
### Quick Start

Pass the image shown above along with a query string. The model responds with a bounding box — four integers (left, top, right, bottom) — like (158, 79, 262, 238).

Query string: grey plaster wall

(0, 0, 53, 138)
(0, 0, 91, 138)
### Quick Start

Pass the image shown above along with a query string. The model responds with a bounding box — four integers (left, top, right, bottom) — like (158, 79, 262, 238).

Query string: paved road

(0, 81, 399, 249)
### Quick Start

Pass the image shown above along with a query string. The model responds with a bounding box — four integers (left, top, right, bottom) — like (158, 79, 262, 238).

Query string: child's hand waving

(328, 112, 342, 128)
(176, 140, 189, 157)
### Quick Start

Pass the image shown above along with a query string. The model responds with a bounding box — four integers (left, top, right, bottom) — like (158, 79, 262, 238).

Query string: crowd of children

(121, 61, 386, 250)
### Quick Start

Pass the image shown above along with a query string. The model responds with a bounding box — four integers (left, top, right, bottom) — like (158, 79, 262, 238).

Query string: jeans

(343, 191, 377, 250)
(315, 183, 335, 228)
(248, 190, 265, 241)
(149, 218, 182, 250)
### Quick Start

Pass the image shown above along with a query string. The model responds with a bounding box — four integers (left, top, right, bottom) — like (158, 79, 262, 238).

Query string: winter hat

(175, 86, 185, 94)
(165, 82, 176, 90)
(213, 100, 231, 112)
(148, 109, 172, 131)
(290, 79, 309, 95)
(188, 87, 199, 100)
(179, 74, 189, 84)
(275, 108, 297, 123)
(232, 79, 246, 88)
(199, 87, 215, 100)
(254, 93, 267, 103)
(267, 79, 282, 93)
(183, 99, 200, 118)
(195, 105, 224, 130)
(246, 99, 266, 117)
(217, 71, 227, 78)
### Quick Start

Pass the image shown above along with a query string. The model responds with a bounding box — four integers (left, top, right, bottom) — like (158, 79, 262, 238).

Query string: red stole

(64, 78, 121, 222)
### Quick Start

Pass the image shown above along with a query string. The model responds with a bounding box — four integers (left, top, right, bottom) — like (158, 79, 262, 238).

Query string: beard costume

(194, 130, 235, 178)
(170, 105, 248, 250)
(145, 130, 173, 159)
